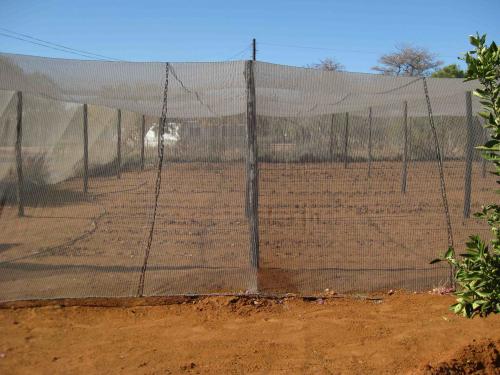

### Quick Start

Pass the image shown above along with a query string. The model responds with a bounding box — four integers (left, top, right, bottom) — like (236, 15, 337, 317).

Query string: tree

(307, 58, 344, 71)
(431, 64, 465, 78)
(431, 34, 499, 318)
(372, 44, 443, 76)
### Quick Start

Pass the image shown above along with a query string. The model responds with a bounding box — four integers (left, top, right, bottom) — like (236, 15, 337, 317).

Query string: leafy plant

(431, 34, 500, 318)
(431, 64, 465, 78)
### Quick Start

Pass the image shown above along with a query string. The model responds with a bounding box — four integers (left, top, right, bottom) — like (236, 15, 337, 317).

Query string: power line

(0, 32, 105, 60)
(260, 41, 380, 55)
(226, 44, 252, 60)
(259, 41, 460, 59)
(0, 27, 121, 60)
(0, 27, 122, 61)
(0, 32, 106, 60)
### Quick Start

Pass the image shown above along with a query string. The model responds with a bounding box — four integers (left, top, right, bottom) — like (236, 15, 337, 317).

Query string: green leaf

(452, 303, 463, 314)
(444, 247, 455, 259)
(448, 33, 500, 319)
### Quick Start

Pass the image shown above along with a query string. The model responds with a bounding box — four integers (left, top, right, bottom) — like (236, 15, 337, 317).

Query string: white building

(145, 122, 180, 147)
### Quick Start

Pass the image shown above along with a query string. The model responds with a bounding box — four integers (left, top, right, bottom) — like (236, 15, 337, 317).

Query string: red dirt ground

(0, 293, 499, 375)
(419, 338, 499, 375)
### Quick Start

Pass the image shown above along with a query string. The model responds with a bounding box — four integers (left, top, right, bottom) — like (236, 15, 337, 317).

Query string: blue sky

(0, 0, 498, 73)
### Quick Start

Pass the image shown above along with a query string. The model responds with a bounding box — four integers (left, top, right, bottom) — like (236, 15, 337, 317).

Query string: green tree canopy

(431, 64, 465, 78)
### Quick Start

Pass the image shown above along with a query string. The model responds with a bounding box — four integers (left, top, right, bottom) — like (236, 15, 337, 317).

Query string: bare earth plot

(0, 293, 499, 374)
(0, 161, 496, 300)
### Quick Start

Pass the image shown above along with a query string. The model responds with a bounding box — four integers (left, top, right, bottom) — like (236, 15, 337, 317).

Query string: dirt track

(0, 161, 496, 300)
(0, 293, 499, 375)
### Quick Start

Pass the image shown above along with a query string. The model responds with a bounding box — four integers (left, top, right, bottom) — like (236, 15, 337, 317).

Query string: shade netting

(0, 52, 492, 301)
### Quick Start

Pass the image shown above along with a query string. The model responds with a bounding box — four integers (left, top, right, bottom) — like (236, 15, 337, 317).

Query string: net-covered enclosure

(0, 53, 494, 301)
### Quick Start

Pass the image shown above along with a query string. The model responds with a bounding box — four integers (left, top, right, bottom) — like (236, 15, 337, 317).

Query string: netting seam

(297, 78, 422, 117)
(137, 62, 169, 297)
(92, 181, 148, 197)
(374, 77, 422, 95)
(169, 65, 216, 117)
(422, 77, 455, 287)
(0, 205, 107, 265)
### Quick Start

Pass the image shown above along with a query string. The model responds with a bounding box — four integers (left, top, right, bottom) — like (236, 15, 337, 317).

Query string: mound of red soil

(422, 338, 499, 375)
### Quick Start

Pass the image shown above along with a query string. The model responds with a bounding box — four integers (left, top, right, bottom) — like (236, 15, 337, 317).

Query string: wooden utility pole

(141, 115, 145, 171)
(464, 91, 474, 218)
(368, 107, 373, 177)
(252, 38, 256, 61)
(401, 101, 409, 193)
(83, 104, 89, 194)
(245, 60, 259, 270)
(15, 91, 24, 217)
(117, 109, 121, 179)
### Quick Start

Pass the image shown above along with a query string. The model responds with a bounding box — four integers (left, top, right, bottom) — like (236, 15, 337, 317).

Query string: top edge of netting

(0, 51, 480, 118)
(0, 51, 472, 79)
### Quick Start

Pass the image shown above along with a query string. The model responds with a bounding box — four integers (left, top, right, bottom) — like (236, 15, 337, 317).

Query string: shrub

(431, 34, 499, 318)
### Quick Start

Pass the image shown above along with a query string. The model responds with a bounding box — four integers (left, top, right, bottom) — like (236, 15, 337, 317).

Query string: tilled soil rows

(0, 161, 495, 300)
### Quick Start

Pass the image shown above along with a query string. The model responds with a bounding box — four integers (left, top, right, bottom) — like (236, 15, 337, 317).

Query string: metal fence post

(329, 114, 334, 162)
(117, 109, 121, 178)
(481, 125, 487, 178)
(343, 112, 349, 168)
(15, 91, 24, 217)
(401, 101, 409, 193)
(141, 115, 145, 170)
(368, 107, 373, 177)
(83, 104, 88, 194)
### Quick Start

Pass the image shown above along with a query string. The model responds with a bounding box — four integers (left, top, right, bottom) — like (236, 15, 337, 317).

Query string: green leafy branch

(431, 34, 500, 318)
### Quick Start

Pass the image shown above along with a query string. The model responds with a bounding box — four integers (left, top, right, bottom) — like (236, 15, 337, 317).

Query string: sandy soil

(0, 293, 499, 375)
(420, 338, 499, 374)
(0, 161, 496, 300)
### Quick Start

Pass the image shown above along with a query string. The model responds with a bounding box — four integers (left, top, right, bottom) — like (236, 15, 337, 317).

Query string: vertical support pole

(368, 107, 373, 177)
(141, 115, 145, 171)
(408, 117, 412, 165)
(117, 109, 121, 179)
(329, 114, 334, 162)
(221, 124, 227, 159)
(252, 38, 256, 61)
(83, 104, 88, 195)
(137, 62, 170, 298)
(15, 91, 24, 217)
(464, 91, 474, 219)
(343, 112, 349, 169)
(210, 125, 217, 161)
(401, 101, 409, 193)
(245, 60, 259, 270)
